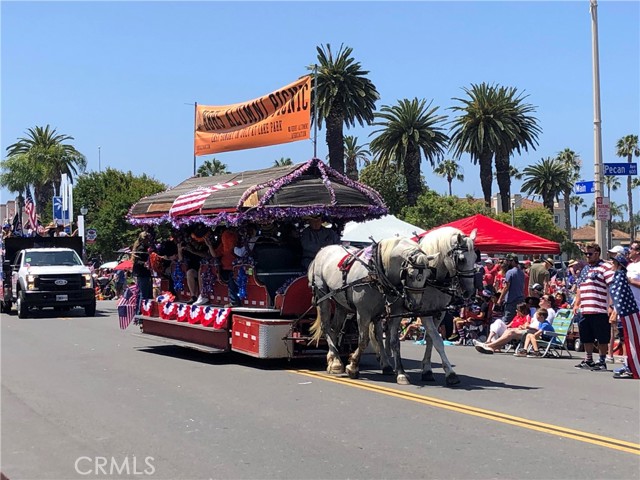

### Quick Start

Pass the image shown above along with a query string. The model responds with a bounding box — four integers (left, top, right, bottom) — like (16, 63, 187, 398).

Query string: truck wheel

(16, 294, 29, 319)
(1, 301, 12, 314)
(85, 303, 97, 317)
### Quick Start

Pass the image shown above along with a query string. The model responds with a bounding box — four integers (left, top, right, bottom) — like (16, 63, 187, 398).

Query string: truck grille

(36, 274, 84, 291)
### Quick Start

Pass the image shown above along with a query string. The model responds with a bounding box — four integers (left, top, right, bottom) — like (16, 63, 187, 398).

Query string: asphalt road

(2, 300, 639, 480)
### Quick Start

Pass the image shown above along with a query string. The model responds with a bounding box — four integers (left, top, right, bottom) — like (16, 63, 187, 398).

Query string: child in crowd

(515, 308, 555, 357)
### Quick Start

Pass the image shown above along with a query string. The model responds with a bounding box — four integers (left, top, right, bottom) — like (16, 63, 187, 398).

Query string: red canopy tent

(419, 214, 560, 254)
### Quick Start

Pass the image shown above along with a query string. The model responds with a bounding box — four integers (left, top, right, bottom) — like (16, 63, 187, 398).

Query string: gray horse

(416, 226, 478, 386)
(308, 237, 435, 384)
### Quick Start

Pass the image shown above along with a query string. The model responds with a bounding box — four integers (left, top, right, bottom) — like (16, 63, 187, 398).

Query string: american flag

(610, 269, 640, 379)
(169, 180, 242, 217)
(24, 186, 38, 231)
(118, 284, 139, 330)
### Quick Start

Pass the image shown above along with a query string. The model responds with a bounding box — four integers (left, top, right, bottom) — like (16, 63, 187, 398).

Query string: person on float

(300, 214, 341, 271)
(132, 231, 153, 313)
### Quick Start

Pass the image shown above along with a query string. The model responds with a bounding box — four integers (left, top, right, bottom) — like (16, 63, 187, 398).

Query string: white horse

(308, 237, 436, 384)
(415, 226, 478, 386)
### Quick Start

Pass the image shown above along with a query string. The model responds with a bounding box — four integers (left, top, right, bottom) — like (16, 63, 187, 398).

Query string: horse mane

(419, 226, 464, 278)
(378, 237, 418, 271)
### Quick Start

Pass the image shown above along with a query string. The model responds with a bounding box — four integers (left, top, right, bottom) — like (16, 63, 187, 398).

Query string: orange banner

(194, 76, 311, 156)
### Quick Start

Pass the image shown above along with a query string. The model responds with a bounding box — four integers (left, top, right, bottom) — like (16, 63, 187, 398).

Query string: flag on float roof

(24, 186, 38, 231)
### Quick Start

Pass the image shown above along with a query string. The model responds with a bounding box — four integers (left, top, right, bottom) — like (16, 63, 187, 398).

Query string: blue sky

(2, 1, 639, 227)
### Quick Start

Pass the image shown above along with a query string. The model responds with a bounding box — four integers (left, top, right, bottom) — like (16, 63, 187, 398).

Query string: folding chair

(536, 308, 574, 358)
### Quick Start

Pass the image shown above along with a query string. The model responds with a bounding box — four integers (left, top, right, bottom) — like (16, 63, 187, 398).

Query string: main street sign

(604, 162, 637, 176)
(575, 181, 596, 194)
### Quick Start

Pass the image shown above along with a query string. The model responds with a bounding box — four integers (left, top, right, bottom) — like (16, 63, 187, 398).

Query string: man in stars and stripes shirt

(572, 243, 615, 371)
(609, 254, 639, 379)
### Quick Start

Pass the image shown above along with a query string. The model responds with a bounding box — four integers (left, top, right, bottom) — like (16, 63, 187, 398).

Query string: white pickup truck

(1, 237, 96, 318)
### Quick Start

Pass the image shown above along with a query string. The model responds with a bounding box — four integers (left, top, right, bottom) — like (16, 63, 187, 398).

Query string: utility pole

(590, 0, 607, 248)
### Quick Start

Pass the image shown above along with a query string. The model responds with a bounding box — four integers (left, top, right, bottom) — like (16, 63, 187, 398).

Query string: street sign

(596, 196, 610, 221)
(574, 181, 596, 194)
(604, 162, 637, 176)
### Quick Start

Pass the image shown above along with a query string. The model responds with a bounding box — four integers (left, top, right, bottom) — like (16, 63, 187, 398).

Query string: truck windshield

(24, 251, 82, 267)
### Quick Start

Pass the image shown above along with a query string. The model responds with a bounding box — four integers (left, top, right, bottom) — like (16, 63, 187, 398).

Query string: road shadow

(134, 345, 537, 391)
(4, 308, 109, 319)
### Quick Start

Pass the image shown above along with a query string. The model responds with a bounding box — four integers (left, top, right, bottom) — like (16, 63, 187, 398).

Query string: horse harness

(312, 241, 430, 310)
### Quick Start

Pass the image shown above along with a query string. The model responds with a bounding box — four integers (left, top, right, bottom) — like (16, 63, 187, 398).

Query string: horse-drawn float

(128, 158, 390, 359)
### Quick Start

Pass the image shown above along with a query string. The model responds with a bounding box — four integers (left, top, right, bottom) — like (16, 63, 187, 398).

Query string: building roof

(571, 225, 637, 242)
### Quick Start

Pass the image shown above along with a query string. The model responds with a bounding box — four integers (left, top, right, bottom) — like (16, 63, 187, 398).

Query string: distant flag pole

(312, 64, 318, 159)
(193, 101, 197, 176)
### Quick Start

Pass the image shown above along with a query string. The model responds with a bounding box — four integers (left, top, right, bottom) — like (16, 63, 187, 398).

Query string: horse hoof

(345, 366, 359, 379)
(445, 372, 461, 386)
(382, 366, 394, 375)
(397, 374, 411, 385)
(328, 365, 345, 375)
(421, 371, 435, 382)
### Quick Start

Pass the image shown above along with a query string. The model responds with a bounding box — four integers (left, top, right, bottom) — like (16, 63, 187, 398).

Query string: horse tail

(309, 306, 324, 346)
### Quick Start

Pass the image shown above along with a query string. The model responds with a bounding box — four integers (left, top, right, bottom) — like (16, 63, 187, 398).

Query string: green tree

(556, 148, 582, 238)
(495, 206, 566, 243)
(358, 160, 408, 216)
(273, 157, 293, 167)
(570, 195, 585, 229)
(0, 154, 38, 220)
(343, 136, 370, 180)
(197, 158, 230, 177)
(369, 98, 448, 206)
(5, 125, 87, 214)
(72, 168, 166, 259)
(493, 86, 541, 213)
(615, 134, 639, 238)
(521, 157, 571, 213)
(449, 83, 541, 212)
(433, 159, 464, 196)
(312, 44, 379, 174)
(402, 189, 489, 230)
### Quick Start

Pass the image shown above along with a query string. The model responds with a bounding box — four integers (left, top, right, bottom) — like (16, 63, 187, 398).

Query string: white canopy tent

(341, 215, 425, 246)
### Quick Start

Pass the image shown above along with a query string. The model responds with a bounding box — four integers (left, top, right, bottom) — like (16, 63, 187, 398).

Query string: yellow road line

(290, 369, 640, 456)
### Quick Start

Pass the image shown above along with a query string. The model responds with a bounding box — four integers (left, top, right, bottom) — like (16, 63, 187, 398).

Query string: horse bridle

(446, 240, 477, 298)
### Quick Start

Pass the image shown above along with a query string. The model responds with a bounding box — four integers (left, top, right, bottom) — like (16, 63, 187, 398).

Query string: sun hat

(484, 258, 493, 264)
(532, 283, 543, 292)
(568, 259, 578, 267)
(613, 254, 628, 268)
(608, 245, 625, 255)
(544, 257, 554, 265)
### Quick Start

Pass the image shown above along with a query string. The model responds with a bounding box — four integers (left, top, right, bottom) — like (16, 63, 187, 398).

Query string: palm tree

(616, 134, 640, 240)
(556, 148, 582, 239)
(0, 154, 37, 218)
(197, 158, 230, 177)
(434, 159, 464, 196)
(449, 82, 541, 212)
(343, 136, 370, 180)
(493, 85, 542, 213)
(5, 125, 86, 214)
(521, 157, 572, 213)
(312, 44, 379, 174)
(273, 157, 293, 167)
(604, 174, 620, 198)
(369, 98, 449, 206)
(603, 175, 621, 249)
(570, 195, 585, 229)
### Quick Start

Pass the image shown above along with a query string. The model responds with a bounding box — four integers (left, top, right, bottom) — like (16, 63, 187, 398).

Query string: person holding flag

(609, 253, 640, 379)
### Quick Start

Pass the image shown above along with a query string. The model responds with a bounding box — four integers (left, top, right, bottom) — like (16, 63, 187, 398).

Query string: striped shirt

(576, 260, 614, 314)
